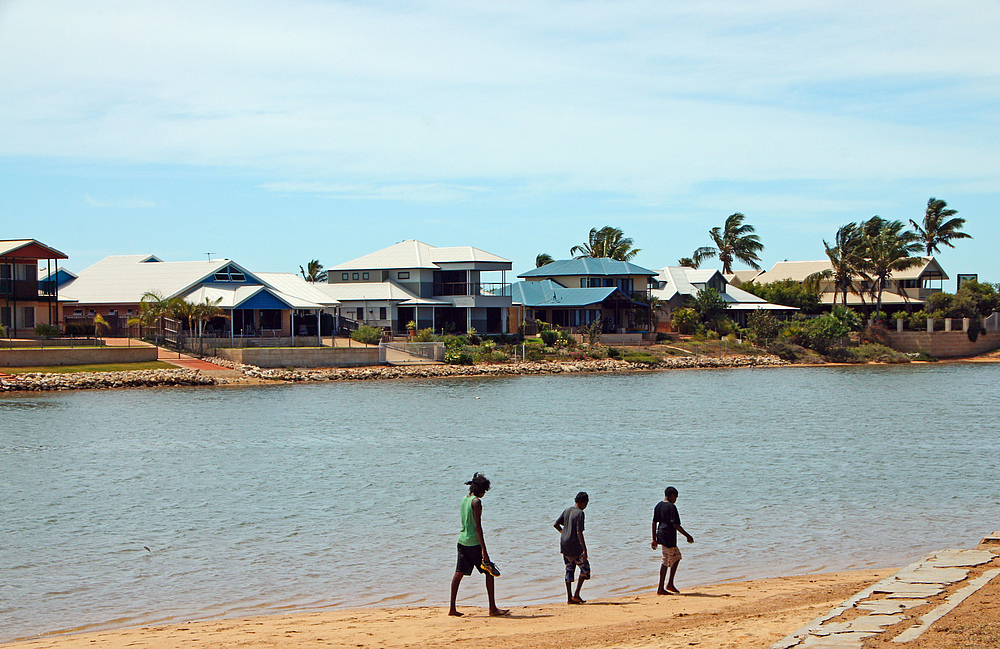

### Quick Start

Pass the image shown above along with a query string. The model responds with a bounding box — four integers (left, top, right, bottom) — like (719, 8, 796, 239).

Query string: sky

(2, 0, 998, 285)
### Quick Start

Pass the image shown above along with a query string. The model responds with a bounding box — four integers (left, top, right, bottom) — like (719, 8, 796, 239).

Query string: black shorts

(456, 543, 486, 576)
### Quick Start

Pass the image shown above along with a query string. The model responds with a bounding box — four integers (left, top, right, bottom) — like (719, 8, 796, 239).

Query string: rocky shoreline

(0, 354, 787, 392)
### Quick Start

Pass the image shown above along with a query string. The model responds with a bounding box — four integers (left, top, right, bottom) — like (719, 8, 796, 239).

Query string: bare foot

(656, 589, 670, 595)
(666, 586, 680, 594)
(569, 596, 585, 604)
(448, 609, 464, 616)
(489, 608, 510, 617)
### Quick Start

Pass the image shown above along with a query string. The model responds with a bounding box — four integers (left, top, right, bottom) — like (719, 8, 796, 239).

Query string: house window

(89, 309, 96, 316)
(74, 309, 83, 316)
(342, 273, 349, 281)
(379, 307, 386, 320)
(109, 309, 117, 316)
(356, 307, 364, 320)
(127, 309, 133, 315)
(617, 278, 633, 294)
(362, 272, 369, 280)
(353, 273, 360, 280)
(398, 271, 410, 280)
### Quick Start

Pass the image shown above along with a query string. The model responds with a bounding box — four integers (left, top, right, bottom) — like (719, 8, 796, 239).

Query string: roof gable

(0, 239, 69, 260)
(329, 240, 510, 271)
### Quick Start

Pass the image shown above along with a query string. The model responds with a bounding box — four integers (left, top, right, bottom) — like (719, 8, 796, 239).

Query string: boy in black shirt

(554, 491, 590, 604)
(651, 486, 693, 594)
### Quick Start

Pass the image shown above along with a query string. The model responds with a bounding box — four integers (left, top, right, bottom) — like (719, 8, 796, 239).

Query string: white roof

(254, 272, 340, 306)
(311, 280, 426, 303)
(756, 258, 948, 284)
(651, 266, 796, 311)
(329, 240, 510, 271)
(184, 285, 326, 310)
(61, 256, 237, 304)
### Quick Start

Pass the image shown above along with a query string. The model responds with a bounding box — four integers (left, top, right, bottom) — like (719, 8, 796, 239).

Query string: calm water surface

(2, 363, 999, 640)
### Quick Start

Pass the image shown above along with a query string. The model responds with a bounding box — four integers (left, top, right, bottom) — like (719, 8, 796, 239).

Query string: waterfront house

(752, 257, 949, 310)
(1, 239, 68, 337)
(510, 258, 658, 332)
(57, 255, 337, 343)
(317, 240, 512, 335)
(651, 266, 797, 328)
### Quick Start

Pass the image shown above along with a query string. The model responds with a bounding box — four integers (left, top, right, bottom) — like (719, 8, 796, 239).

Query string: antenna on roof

(206, 252, 215, 262)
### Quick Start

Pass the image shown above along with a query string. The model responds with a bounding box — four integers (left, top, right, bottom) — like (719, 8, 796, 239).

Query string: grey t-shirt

(555, 505, 585, 557)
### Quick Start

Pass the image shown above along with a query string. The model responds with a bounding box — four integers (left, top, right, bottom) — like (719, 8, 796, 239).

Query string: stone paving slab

(771, 547, 998, 648)
(855, 599, 926, 614)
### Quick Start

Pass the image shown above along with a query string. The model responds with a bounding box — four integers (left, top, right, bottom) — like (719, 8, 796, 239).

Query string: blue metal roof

(509, 280, 638, 307)
(518, 258, 657, 278)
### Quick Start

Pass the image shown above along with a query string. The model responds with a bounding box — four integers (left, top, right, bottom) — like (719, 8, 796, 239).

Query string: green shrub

(804, 313, 851, 353)
(767, 341, 803, 362)
(913, 350, 938, 362)
(525, 347, 543, 361)
(350, 324, 383, 345)
(671, 307, 698, 334)
(623, 351, 659, 365)
(606, 346, 622, 358)
(34, 323, 61, 338)
(852, 343, 910, 363)
(746, 310, 780, 344)
(540, 330, 558, 346)
(655, 332, 673, 342)
(445, 346, 475, 364)
(859, 324, 891, 347)
(413, 327, 435, 342)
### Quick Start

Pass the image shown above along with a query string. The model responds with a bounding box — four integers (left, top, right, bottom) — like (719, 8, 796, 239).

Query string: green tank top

(458, 495, 479, 546)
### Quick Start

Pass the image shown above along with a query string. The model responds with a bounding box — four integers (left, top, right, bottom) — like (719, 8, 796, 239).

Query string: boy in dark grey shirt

(554, 491, 590, 604)
(652, 486, 694, 594)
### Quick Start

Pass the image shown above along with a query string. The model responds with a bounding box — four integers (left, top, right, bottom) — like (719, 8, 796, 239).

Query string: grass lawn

(4, 361, 177, 374)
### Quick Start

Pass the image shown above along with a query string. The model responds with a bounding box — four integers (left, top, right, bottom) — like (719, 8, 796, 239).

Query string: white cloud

(1, 0, 999, 203)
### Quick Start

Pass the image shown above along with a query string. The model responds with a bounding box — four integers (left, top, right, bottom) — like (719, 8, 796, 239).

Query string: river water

(2, 363, 999, 641)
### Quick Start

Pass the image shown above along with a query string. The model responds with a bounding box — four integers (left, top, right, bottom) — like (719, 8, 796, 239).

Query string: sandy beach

(2, 569, 892, 649)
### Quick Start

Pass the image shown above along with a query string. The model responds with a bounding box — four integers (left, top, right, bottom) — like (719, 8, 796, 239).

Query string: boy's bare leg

(565, 580, 575, 603)
(665, 560, 680, 593)
(485, 574, 509, 616)
(573, 576, 586, 603)
(657, 564, 669, 594)
(448, 572, 465, 616)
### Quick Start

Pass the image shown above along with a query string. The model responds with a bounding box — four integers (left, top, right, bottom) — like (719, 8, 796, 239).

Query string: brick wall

(885, 331, 1000, 358)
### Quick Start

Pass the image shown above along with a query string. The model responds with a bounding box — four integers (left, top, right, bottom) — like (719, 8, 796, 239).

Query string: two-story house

(1, 239, 68, 337)
(509, 258, 658, 332)
(753, 257, 949, 310)
(317, 240, 512, 335)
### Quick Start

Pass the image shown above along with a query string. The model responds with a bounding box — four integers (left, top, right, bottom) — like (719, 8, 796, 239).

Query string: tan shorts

(661, 546, 682, 567)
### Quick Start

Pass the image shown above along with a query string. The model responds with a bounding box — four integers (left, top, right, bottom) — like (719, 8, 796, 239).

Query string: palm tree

(299, 260, 328, 283)
(535, 253, 554, 267)
(822, 223, 864, 308)
(677, 247, 717, 269)
(570, 226, 641, 261)
(93, 314, 110, 341)
(707, 213, 763, 274)
(191, 297, 229, 355)
(127, 291, 172, 342)
(910, 197, 971, 257)
(859, 217, 924, 315)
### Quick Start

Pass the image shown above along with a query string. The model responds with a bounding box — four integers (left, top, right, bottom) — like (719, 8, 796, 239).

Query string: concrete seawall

(0, 346, 158, 367)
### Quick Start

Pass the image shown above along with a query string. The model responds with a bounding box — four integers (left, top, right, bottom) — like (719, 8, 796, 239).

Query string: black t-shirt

(652, 501, 680, 547)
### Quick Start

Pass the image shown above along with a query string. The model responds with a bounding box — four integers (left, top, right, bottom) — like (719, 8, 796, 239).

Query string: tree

(128, 291, 172, 341)
(822, 223, 865, 308)
(910, 198, 971, 257)
(677, 247, 716, 269)
(191, 297, 228, 337)
(691, 287, 730, 329)
(859, 217, 923, 315)
(93, 314, 110, 340)
(299, 260, 328, 283)
(535, 253, 554, 267)
(740, 279, 821, 313)
(707, 213, 763, 274)
(570, 226, 641, 261)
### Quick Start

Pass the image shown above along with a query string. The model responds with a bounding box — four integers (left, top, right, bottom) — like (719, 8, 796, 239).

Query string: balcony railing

(433, 282, 510, 297)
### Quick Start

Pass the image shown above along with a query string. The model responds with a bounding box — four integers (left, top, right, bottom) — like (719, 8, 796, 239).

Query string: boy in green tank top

(448, 473, 509, 617)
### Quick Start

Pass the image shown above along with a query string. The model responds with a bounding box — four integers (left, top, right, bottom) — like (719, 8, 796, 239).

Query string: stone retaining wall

(0, 369, 216, 391)
(0, 346, 158, 367)
(216, 346, 380, 368)
(886, 331, 1000, 358)
(226, 354, 786, 382)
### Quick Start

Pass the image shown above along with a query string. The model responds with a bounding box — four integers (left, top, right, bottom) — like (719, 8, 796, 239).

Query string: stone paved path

(771, 548, 1000, 648)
